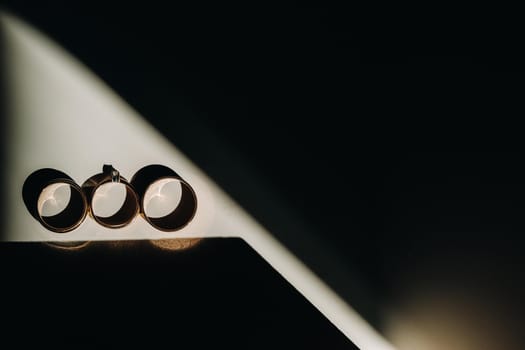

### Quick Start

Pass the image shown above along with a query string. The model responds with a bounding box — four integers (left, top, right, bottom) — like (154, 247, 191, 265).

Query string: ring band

(23, 165, 194, 232)
(131, 164, 197, 231)
(82, 165, 139, 229)
(22, 168, 88, 233)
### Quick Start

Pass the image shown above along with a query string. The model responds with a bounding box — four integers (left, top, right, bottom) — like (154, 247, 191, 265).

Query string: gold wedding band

(22, 168, 88, 233)
(131, 164, 197, 231)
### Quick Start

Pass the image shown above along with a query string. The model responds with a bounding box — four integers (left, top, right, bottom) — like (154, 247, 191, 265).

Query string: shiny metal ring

(82, 165, 139, 229)
(22, 168, 88, 233)
(131, 164, 197, 232)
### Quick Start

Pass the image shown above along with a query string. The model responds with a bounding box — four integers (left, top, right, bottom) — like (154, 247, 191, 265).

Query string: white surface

(143, 179, 183, 218)
(91, 182, 128, 218)
(2, 11, 218, 241)
(38, 183, 71, 217)
(0, 12, 396, 350)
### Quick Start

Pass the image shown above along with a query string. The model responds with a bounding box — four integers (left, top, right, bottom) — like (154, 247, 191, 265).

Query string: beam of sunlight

(0, 11, 396, 350)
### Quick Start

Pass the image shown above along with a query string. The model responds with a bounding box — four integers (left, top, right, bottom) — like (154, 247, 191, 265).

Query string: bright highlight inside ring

(38, 183, 71, 217)
(92, 182, 127, 218)
(143, 179, 182, 218)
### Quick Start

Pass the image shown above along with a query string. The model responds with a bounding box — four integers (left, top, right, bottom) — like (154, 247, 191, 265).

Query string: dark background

(2, 2, 525, 348)
(0, 240, 355, 348)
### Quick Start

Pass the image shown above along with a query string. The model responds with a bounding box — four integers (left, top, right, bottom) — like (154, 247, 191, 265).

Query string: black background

(2, 2, 525, 348)
(0, 240, 355, 348)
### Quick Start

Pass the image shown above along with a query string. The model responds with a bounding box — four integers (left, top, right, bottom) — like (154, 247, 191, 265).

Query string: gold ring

(82, 165, 139, 229)
(131, 164, 197, 231)
(23, 168, 88, 233)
